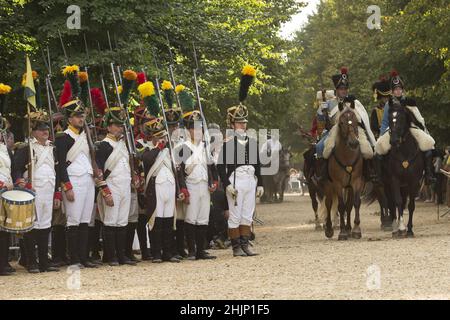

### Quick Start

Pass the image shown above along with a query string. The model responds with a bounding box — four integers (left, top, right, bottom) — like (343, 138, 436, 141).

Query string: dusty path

(1, 194, 449, 300)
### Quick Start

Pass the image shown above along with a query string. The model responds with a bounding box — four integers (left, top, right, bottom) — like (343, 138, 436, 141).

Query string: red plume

(136, 72, 147, 85)
(340, 67, 348, 75)
(58, 80, 72, 108)
(90, 88, 107, 115)
(390, 69, 398, 77)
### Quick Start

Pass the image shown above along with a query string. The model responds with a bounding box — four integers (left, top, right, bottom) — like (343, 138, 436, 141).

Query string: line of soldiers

(311, 68, 435, 185)
(0, 64, 264, 276)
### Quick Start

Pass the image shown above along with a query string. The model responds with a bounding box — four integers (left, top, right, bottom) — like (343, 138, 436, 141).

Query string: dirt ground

(1, 194, 449, 300)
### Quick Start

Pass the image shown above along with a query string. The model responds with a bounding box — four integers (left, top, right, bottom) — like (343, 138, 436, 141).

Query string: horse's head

(279, 147, 292, 169)
(389, 104, 410, 148)
(337, 105, 359, 150)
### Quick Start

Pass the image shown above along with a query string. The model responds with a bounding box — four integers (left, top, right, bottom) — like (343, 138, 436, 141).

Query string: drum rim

(0, 187, 36, 205)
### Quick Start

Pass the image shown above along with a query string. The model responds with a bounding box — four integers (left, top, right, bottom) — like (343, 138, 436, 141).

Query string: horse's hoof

(351, 232, 362, 239)
(338, 233, 348, 241)
(398, 229, 407, 237)
(325, 228, 334, 239)
(382, 225, 393, 232)
(406, 230, 414, 238)
(315, 224, 322, 231)
(392, 231, 399, 238)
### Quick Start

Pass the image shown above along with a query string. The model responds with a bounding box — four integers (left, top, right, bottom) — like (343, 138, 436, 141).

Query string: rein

(330, 148, 361, 187)
(389, 130, 419, 170)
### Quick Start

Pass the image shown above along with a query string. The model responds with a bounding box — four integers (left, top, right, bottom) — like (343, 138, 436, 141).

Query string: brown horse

(323, 102, 364, 240)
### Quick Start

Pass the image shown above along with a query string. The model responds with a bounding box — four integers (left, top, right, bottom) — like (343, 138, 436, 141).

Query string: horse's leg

(337, 195, 347, 240)
(345, 189, 353, 234)
(391, 178, 402, 237)
(398, 187, 408, 237)
(310, 185, 321, 230)
(407, 181, 420, 237)
(352, 191, 362, 239)
(324, 191, 334, 238)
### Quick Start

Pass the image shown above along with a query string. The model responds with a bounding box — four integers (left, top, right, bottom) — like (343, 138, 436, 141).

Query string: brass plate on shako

(402, 161, 409, 169)
(346, 166, 353, 173)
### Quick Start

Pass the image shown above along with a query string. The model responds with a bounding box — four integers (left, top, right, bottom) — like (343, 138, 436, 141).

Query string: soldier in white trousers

(141, 116, 186, 263)
(175, 92, 218, 260)
(13, 111, 60, 273)
(217, 65, 264, 257)
(55, 71, 97, 268)
(95, 107, 136, 266)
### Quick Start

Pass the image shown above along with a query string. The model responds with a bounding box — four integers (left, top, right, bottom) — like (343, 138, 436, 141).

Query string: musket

(110, 62, 138, 185)
(107, 31, 123, 86)
(57, 31, 101, 179)
(83, 33, 98, 142)
(154, 70, 181, 193)
(40, 46, 55, 141)
(192, 42, 214, 186)
(165, 33, 183, 112)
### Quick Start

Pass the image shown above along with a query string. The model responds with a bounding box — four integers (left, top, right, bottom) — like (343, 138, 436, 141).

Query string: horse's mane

(336, 105, 361, 123)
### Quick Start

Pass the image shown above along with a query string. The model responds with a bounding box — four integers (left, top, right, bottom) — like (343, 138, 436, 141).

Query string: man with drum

(0, 84, 14, 276)
(13, 111, 60, 273)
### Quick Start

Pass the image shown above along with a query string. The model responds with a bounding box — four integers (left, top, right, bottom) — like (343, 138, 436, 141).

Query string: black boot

(18, 238, 27, 268)
(24, 230, 40, 273)
(150, 218, 163, 263)
(78, 223, 97, 268)
(0, 231, 12, 276)
(162, 218, 180, 263)
(88, 223, 102, 265)
(52, 225, 68, 266)
(196, 225, 216, 260)
(424, 150, 436, 185)
(239, 225, 258, 256)
(66, 226, 82, 268)
(116, 226, 136, 266)
(174, 219, 187, 259)
(125, 222, 139, 262)
(37, 229, 59, 272)
(316, 158, 328, 185)
(137, 214, 152, 260)
(185, 222, 197, 260)
(102, 226, 119, 266)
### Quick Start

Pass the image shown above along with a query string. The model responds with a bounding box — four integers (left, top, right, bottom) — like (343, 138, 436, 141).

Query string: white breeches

(155, 181, 175, 218)
(33, 181, 54, 229)
(129, 191, 139, 223)
(226, 174, 257, 228)
(102, 177, 131, 227)
(64, 174, 95, 227)
(185, 181, 210, 226)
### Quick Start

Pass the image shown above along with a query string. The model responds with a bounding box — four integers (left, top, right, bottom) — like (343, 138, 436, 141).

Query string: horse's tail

(362, 182, 379, 206)
(318, 193, 338, 223)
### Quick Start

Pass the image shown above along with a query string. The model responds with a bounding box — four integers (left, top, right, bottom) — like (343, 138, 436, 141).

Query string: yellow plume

(175, 84, 185, 93)
(0, 83, 12, 94)
(242, 65, 256, 77)
(62, 65, 80, 76)
(138, 81, 155, 98)
(162, 80, 173, 91)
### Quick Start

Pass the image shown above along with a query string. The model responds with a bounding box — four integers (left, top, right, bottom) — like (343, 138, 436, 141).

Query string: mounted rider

(374, 70, 436, 184)
(316, 67, 376, 183)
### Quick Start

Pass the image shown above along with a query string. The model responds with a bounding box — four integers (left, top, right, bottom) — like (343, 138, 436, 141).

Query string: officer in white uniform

(55, 95, 97, 268)
(13, 111, 60, 273)
(217, 65, 264, 257)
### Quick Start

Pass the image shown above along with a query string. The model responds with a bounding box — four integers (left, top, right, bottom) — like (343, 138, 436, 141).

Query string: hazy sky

(280, 0, 321, 39)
